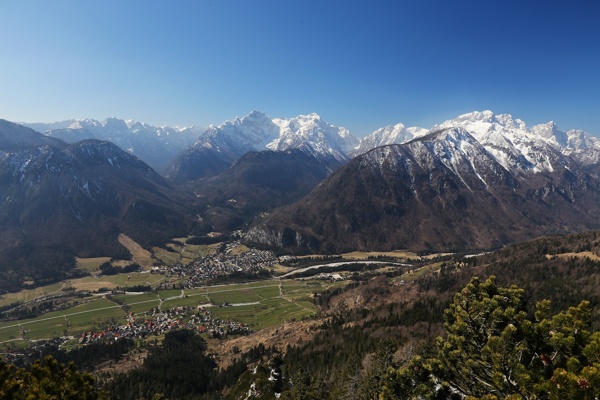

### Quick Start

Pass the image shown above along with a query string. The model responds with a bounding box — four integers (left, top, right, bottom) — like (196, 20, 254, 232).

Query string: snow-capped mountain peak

(167, 111, 359, 182)
(269, 112, 358, 160)
(353, 122, 427, 156)
(431, 110, 577, 173)
(196, 111, 358, 161)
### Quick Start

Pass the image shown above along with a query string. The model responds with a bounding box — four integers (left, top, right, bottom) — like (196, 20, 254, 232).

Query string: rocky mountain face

(245, 126, 600, 254)
(0, 120, 195, 290)
(27, 118, 201, 173)
(166, 111, 358, 183)
(188, 149, 337, 233)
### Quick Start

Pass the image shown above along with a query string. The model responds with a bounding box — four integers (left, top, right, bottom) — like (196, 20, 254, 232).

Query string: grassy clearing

(203, 284, 280, 304)
(0, 283, 64, 307)
(161, 280, 336, 328)
(171, 237, 188, 245)
(270, 264, 293, 274)
(152, 247, 181, 266)
(341, 250, 419, 260)
(229, 244, 249, 256)
(398, 261, 445, 282)
(548, 251, 600, 261)
(152, 242, 222, 266)
(118, 234, 155, 268)
(281, 283, 318, 298)
(112, 292, 157, 305)
(162, 296, 206, 309)
(75, 257, 112, 273)
(206, 290, 263, 304)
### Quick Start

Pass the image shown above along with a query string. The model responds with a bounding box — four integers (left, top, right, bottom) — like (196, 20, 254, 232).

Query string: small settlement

(79, 304, 251, 345)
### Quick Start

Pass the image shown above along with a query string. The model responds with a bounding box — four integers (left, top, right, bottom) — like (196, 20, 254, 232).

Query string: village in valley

(162, 241, 278, 287)
(78, 304, 252, 345)
(0, 237, 411, 363)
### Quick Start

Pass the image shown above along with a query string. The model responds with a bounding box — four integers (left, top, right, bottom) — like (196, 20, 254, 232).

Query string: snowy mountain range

(25, 118, 202, 172)
(355, 110, 600, 174)
(166, 111, 358, 182)
(25, 110, 600, 183)
(4, 109, 600, 277)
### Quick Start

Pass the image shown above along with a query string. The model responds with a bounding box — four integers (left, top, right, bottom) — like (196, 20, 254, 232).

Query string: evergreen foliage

(0, 356, 106, 399)
(108, 330, 218, 400)
(380, 276, 600, 399)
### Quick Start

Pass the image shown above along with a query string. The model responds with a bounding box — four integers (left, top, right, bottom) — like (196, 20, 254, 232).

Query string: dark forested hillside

(245, 129, 600, 254)
(188, 149, 337, 232)
(0, 122, 197, 291)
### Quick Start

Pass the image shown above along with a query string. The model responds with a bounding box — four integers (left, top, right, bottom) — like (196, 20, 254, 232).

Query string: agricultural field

(0, 282, 64, 308)
(207, 285, 280, 304)
(156, 289, 184, 299)
(67, 271, 168, 291)
(0, 297, 126, 343)
(0, 278, 347, 348)
(210, 297, 314, 329)
(162, 295, 206, 309)
(110, 292, 161, 315)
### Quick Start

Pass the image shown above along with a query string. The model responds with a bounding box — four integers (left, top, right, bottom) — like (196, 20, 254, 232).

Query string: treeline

(207, 268, 272, 284)
(99, 262, 141, 276)
(14, 339, 136, 372)
(279, 255, 344, 268)
(287, 262, 397, 279)
(186, 235, 228, 246)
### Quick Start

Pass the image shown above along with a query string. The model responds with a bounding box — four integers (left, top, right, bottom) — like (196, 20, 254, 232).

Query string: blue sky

(1, 0, 599, 137)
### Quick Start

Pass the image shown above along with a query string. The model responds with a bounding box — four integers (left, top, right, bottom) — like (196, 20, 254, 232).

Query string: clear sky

(1, 0, 599, 137)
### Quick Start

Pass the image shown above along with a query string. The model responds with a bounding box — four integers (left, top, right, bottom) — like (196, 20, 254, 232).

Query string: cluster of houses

(79, 304, 251, 345)
(164, 242, 277, 287)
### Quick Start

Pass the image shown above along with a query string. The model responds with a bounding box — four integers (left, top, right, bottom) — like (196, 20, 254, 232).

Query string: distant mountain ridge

(166, 111, 358, 183)
(27, 110, 600, 181)
(26, 118, 202, 172)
